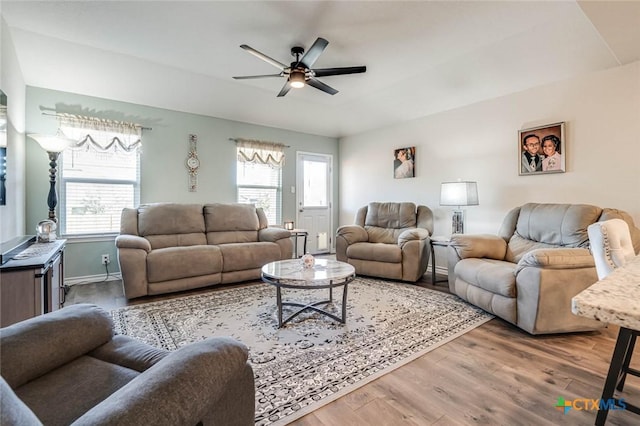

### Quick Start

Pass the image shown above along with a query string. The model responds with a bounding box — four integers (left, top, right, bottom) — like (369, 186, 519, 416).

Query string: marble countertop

(572, 254, 640, 331)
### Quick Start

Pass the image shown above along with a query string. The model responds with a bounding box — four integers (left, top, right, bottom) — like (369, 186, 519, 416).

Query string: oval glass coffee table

(261, 258, 356, 328)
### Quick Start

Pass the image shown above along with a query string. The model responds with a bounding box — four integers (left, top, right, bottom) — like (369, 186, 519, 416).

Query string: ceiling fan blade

(277, 82, 292, 97)
(233, 74, 283, 80)
(240, 44, 287, 70)
(307, 77, 338, 95)
(313, 66, 367, 77)
(298, 37, 329, 68)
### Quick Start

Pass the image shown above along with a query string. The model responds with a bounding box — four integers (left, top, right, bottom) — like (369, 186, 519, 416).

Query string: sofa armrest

(515, 248, 595, 274)
(258, 227, 290, 242)
(1, 377, 43, 426)
(115, 234, 151, 252)
(398, 228, 430, 248)
(0, 304, 113, 389)
(450, 234, 507, 260)
(336, 225, 368, 245)
(89, 335, 168, 373)
(336, 225, 368, 262)
(72, 337, 253, 426)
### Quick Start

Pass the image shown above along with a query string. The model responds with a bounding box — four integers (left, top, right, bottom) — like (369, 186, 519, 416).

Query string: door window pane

(303, 160, 327, 207)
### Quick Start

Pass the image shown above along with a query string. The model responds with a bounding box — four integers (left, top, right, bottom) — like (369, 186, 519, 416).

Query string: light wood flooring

(66, 270, 639, 425)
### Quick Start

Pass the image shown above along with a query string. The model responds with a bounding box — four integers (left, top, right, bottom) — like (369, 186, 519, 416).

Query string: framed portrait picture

(394, 146, 415, 179)
(518, 122, 565, 175)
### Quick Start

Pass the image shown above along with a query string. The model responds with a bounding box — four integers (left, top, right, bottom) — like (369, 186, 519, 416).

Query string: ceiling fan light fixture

(289, 71, 305, 88)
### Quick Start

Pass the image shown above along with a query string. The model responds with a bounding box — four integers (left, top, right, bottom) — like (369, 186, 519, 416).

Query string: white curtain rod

(42, 112, 152, 131)
(229, 138, 290, 148)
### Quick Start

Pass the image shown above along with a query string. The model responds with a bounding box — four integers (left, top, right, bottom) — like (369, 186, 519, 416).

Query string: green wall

(25, 87, 339, 280)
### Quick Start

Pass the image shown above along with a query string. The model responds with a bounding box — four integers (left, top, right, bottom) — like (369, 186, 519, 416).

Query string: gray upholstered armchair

(0, 304, 255, 425)
(336, 202, 434, 282)
(447, 203, 640, 335)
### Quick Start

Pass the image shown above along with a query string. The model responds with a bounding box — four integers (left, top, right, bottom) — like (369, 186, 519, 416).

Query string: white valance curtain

(57, 113, 143, 154)
(235, 138, 286, 168)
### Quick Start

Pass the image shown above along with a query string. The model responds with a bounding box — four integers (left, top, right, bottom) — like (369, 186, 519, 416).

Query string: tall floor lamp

(440, 181, 479, 234)
(28, 134, 75, 223)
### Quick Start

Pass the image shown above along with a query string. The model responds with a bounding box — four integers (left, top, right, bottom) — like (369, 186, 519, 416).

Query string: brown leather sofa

(447, 203, 640, 334)
(116, 203, 292, 299)
(336, 202, 434, 282)
(0, 304, 255, 425)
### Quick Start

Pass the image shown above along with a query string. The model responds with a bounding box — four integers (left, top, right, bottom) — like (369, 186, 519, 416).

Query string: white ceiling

(2, 1, 639, 138)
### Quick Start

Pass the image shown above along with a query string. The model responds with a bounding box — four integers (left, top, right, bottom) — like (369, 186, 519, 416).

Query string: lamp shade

(440, 181, 479, 207)
(28, 134, 75, 153)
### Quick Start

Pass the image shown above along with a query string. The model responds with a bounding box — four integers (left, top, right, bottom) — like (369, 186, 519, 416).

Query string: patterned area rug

(110, 277, 493, 425)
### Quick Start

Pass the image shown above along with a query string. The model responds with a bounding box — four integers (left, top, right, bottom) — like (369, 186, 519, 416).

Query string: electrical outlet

(101, 254, 110, 265)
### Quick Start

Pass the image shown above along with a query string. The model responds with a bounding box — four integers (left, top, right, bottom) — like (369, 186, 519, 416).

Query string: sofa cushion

(207, 231, 260, 245)
(218, 242, 282, 272)
(515, 203, 601, 246)
(138, 203, 205, 237)
(506, 203, 602, 263)
(505, 234, 559, 264)
(145, 233, 208, 250)
(16, 356, 139, 426)
(205, 204, 263, 244)
(204, 203, 260, 232)
(454, 258, 517, 298)
(147, 246, 222, 283)
(346, 242, 402, 263)
(364, 202, 417, 229)
(366, 226, 406, 244)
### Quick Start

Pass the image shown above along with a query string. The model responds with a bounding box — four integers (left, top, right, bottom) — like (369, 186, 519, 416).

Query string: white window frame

(236, 155, 282, 226)
(59, 145, 140, 239)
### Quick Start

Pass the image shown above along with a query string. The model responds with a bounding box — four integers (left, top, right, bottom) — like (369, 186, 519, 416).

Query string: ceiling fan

(233, 37, 366, 97)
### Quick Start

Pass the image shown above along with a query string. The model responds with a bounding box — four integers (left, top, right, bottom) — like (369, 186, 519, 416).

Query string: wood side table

(429, 236, 450, 285)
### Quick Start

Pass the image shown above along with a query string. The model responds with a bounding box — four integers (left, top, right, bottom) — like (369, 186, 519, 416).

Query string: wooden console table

(0, 238, 66, 327)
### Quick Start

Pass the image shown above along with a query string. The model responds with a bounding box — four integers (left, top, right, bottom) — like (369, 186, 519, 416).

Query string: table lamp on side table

(440, 181, 479, 234)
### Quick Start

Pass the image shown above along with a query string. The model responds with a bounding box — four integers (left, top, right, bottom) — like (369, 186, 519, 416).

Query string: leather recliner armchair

(447, 203, 640, 335)
(0, 304, 255, 425)
(336, 202, 433, 282)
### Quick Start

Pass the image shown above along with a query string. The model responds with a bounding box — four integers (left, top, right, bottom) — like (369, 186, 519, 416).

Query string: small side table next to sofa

(289, 229, 308, 258)
(429, 236, 450, 285)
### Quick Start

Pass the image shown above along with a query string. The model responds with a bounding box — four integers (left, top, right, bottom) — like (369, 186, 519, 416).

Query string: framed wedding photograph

(393, 146, 415, 179)
(518, 122, 565, 176)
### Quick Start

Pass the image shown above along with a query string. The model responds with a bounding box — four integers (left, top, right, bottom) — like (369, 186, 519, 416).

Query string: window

(235, 140, 285, 226)
(59, 118, 142, 237)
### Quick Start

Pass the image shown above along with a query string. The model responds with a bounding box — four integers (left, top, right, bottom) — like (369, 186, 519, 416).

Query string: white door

(296, 152, 333, 255)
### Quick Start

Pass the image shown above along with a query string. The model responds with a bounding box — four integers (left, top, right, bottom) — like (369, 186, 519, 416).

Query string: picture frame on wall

(394, 146, 415, 179)
(518, 122, 565, 175)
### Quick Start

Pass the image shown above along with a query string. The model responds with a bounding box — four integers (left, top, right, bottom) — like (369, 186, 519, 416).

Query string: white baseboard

(65, 273, 122, 287)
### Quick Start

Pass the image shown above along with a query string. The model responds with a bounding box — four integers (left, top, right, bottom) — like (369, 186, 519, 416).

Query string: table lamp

(440, 181, 479, 234)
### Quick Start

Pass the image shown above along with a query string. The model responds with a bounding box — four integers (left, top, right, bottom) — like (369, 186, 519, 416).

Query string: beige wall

(339, 61, 640, 237)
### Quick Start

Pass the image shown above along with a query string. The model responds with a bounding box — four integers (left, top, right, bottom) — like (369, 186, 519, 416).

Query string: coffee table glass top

(261, 259, 355, 285)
